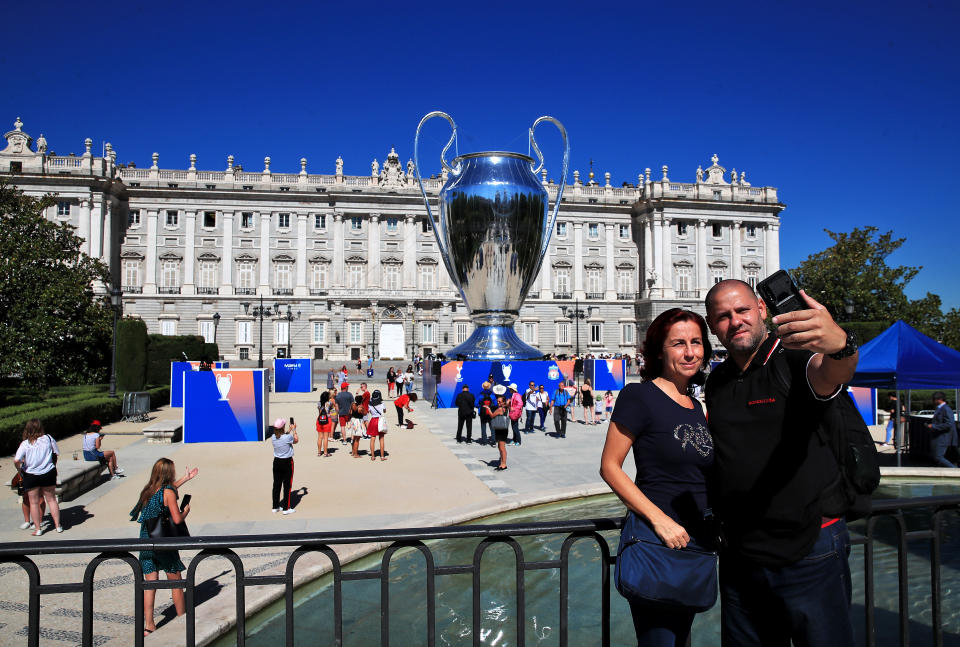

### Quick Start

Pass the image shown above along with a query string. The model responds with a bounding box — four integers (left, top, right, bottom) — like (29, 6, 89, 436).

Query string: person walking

(536, 385, 550, 430)
(405, 365, 415, 394)
(508, 383, 524, 446)
(523, 381, 539, 432)
(387, 366, 396, 398)
(82, 420, 124, 479)
(704, 279, 859, 646)
(134, 458, 197, 636)
(270, 418, 298, 514)
(580, 379, 596, 425)
(550, 382, 571, 438)
(350, 394, 367, 457)
(926, 391, 959, 468)
(14, 419, 63, 535)
(455, 384, 476, 444)
(335, 383, 355, 444)
(326, 368, 335, 391)
(316, 402, 333, 457)
(600, 308, 715, 646)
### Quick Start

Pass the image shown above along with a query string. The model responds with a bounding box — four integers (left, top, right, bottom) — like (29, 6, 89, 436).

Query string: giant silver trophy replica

(414, 111, 569, 360)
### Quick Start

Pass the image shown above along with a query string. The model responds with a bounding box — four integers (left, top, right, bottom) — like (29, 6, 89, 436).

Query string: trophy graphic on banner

(216, 373, 232, 401)
(415, 111, 569, 360)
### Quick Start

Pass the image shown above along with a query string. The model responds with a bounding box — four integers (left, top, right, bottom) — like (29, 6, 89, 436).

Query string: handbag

(144, 492, 189, 538)
(614, 511, 717, 612)
(492, 414, 510, 431)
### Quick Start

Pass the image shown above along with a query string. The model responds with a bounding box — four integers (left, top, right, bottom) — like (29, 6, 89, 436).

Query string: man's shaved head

(704, 279, 757, 314)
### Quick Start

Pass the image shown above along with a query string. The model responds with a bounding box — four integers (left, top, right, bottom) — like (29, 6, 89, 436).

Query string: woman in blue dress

(135, 458, 198, 636)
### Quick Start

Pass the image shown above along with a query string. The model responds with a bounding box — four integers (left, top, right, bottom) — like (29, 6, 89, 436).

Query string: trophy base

(444, 325, 545, 361)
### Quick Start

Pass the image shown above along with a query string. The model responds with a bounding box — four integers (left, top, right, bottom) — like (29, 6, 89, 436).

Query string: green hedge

(117, 318, 148, 392)
(0, 384, 170, 456)
(145, 335, 208, 385)
(845, 321, 891, 345)
(204, 342, 220, 362)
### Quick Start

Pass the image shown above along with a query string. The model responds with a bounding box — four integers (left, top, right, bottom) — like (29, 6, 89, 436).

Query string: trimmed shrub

(846, 321, 890, 345)
(146, 335, 207, 385)
(203, 342, 220, 362)
(117, 318, 148, 392)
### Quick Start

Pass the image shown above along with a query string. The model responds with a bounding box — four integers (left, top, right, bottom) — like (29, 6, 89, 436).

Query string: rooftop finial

(711, 153, 719, 166)
(14, 117, 22, 131)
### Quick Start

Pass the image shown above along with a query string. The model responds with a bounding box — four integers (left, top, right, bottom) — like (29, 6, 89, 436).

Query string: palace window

(522, 322, 538, 345)
(312, 321, 326, 344)
(241, 212, 254, 229)
(160, 320, 177, 336)
(621, 322, 636, 345)
(421, 218, 433, 233)
(744, 268, 759, 289)
(421, 322, 435, 344)
(128, 209, 140, 226)
(124, 260, 140, 289)
(199, 261, 218, 289)
(617, 271, 633, 294)
(165, 210, 179, 227)
(588, 223, 599, 239)
(237, 321, 252, 345)
(278, 213, 290, 229)
(619, 224, 630, 239)
(556, 221, 567, 237)
(418, 264, 436, 290)
(349, 321, 363, 344)
(274, 263, 292, 291)
(275, 321, 289, 346)
(746, 224, 757, 238)
(586, 268, 603, 293)
(347, 264, 365, 289)
(161, 261, 180, 288)
(314, 214, 326, 229)
(351, 217, 362, 231)
(675, 266, 691, 292)
(554, 269, 570, 294)
(712, 267, 725, 284)
(383, 265, 401, 291)
(237, 262, 255, 289)
(239, 347, 250, 360)
(203, 211, 216, 228)
(386, 217, 398, 232)
(311, 264, 328, 290)
(677, 222, 688, 236)
(199, 321, 214, 344)
(456, 322, 469, 344)
(57, 201, 71, 216)
(556, 321, 570, 345)
(712, 223, 722, 238)
(590, 322, 603, 344)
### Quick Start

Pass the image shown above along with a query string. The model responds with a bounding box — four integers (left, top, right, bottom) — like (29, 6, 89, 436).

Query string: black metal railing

(0, 495, 957, 647)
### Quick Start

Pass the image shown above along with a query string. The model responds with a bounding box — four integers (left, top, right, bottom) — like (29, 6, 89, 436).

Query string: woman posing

(14, 419, 63, 535)
(316, 402, 333, 457)
(350, 394, 367, 457)
(366, 390, 387, 460)
(387, 366, 396, 398)
(270, 418, 298, 514)
(135, 458, 197, 636)
(580, 379, 596, 425)
(599, 308, 715, 646)
(485, 389, 510, 471)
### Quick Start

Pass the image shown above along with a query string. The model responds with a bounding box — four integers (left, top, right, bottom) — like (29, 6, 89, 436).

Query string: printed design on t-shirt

(673, 423, 712, 457)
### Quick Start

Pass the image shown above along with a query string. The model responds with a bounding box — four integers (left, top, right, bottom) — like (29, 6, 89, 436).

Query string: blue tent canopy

(849, 320, 960, 389)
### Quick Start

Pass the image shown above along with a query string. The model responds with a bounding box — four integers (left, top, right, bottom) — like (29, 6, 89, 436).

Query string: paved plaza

(0, 369, 950, 646)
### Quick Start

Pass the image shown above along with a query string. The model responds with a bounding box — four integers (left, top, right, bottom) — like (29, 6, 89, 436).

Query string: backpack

(509, 393, 524, 420)
(317, 409, 329, 426)
(816, 390, 882, 520)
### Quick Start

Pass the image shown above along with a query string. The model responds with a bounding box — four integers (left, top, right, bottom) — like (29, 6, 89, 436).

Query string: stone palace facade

(1, 118, 784, 361)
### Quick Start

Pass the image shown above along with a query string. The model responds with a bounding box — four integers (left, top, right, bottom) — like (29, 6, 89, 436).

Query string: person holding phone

(270, 418, 298, 515)
(134, 458, 197, 636)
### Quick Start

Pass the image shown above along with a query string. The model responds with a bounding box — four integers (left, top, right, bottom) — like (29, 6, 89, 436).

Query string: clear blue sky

(5, 1, 958, 308)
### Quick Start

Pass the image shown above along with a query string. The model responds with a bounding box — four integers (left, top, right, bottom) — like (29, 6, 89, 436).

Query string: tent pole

(896, 389, 902, 467)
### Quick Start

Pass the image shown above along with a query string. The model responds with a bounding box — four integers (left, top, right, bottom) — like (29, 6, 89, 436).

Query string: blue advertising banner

(170, 361, 230, 408)
(274, 358, 312, 393)
(434, 360, 574, 408)
(183, 369, 269, 443)
(586, 359, 627, 392)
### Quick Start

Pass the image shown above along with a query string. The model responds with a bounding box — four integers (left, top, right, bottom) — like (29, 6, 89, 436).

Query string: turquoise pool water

(220, 481, 960, 647)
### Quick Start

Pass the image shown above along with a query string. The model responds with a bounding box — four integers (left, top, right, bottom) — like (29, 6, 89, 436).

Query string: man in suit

(454, 385, 476, 444)
(925, 391, 958, 468)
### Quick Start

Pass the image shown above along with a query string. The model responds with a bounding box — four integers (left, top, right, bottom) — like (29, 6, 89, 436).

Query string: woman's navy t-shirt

(610, 381, 714, 533)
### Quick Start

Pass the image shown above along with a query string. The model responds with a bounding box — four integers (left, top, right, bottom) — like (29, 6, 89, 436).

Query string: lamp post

(212, 312, 221, 346)
(561, 299, 592, 359)
(843, 298, 855, 322)
(242, 296, 274, 368)
(279, 305, 301, 358)
(108, 287, 122, 398)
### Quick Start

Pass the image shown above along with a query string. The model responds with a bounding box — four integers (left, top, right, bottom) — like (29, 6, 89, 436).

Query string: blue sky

(4, 1, 958, 308)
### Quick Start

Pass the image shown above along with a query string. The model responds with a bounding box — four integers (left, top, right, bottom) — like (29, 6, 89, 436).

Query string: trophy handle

(529, 116, 570, 268)
(414, 111, 458, 268)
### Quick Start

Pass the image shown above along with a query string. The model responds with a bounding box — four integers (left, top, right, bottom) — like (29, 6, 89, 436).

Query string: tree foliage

(0, 182, 112, 388)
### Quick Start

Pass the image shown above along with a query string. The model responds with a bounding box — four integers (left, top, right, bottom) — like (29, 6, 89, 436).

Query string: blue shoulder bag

(614, 511, 718, 612)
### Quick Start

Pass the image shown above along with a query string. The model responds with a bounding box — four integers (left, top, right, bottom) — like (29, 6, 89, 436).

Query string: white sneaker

(112, 474, 122, 480)
(272, 508, 281, 513)
(18, 521, 31, 530)
(282, 508, 296, 515)
(114, 467, 125, 474)
(55, 526, 64, 533)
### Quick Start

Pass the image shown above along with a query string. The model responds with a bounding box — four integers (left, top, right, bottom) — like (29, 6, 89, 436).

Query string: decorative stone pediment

(674, 259, 694, 267)
(1, 117, 36, 156)
(159, 252, 182, 261)
(704, 154, 728, 185)
(615, 261, 636, 270)
(584, 261, 604, 270)
(417, 256, 438, 265)
(235, 253, 258, 262)
(121, 250, 145, 260)
(345, 254, 367, 263)
(708, 259, 728, 268)
(272, 253, 295, 263)
(377, 147, 410, 189)
(552, 259, 572, 269)
(381, 255, 403, 265)
(197, 252, 220, 262)
(743, 261, 762, 270)
(309, 254, 331, 264)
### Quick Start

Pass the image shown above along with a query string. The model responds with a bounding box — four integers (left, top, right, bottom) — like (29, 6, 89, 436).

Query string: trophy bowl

(414, 112, 569, 360)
